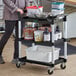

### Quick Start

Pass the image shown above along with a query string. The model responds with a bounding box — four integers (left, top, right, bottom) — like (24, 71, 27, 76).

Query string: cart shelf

(21, 38, 64, 47)
(19, 56, 67, 66)
(22, 15, 65, 24)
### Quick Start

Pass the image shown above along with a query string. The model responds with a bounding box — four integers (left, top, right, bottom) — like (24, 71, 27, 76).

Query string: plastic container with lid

(52, 2, 64, 10)
(26, 6, 43, 17)
(26, 45, 60, 62)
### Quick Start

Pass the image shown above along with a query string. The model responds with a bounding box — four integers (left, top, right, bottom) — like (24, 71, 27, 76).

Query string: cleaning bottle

(43, 28, 50, 42)
(55, 25, 60, 33)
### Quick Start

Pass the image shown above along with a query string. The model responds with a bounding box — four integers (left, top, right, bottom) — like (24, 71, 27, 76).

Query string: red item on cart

(23, 27, 36, 40)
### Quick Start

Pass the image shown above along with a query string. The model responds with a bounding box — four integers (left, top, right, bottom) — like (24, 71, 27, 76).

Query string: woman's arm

(3, 0, 24, 14)
(3, 0, 19, 13)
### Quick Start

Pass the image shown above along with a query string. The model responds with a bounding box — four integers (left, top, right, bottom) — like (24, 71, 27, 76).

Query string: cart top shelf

(20, 14, 66, 24)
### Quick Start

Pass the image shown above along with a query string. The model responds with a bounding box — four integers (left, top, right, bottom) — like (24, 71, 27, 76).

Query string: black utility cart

(16, 14, 68, 75)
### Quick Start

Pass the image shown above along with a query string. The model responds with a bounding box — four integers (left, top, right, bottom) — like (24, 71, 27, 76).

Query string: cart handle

(17, 9, 27, 20)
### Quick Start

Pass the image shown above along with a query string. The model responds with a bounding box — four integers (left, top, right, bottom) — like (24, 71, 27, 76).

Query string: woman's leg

(0, 20, 15, 63)
(0, 21, 15, 56)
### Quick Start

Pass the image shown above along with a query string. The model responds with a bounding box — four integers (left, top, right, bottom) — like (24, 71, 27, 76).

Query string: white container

(26, 45, 60, 62)
(51, 9, 64, 16)
(34, 30, 43, 42)
(55, 32, 62, 40)
(43, 32, 50, 42)
(52, 2, 64, 10)
(26, 6, 43, 17)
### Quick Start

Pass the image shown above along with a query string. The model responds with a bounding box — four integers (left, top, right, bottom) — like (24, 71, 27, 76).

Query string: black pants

(0, 20, 23, 59)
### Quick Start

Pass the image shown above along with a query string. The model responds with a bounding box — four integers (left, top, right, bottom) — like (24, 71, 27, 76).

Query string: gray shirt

(3, 0, 28, 20)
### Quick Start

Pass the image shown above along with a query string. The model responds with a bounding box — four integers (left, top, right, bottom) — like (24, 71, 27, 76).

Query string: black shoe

(0, 56, 5, 64)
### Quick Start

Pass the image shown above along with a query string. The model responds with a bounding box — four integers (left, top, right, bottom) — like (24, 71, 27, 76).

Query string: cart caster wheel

(21, 62, 26, 65)
(60, 63, 66, 69)
(16, 63, 21, 68)
(48, 69, 53, 75)
(22, 62, 25, 65)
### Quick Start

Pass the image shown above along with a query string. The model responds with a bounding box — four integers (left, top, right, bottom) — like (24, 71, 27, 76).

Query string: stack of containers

(51, 1, 64, 16)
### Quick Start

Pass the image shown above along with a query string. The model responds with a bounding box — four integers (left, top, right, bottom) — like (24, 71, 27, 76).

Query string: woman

(0, 0, 28, 64)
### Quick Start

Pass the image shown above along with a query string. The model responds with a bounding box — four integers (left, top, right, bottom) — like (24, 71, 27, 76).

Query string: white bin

(26, 6, 43, 17)
(52, 2, 64, 10)
(51, 9, 64, 16)
(26, 45, 60, 62)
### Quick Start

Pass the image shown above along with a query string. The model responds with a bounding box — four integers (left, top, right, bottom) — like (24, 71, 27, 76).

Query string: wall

(0, 0, 5, 30)
(0, 0, 4, 19)
(40, 0, 51, 12)
(65, 0, 76, 7)
(66, 0, 76, 2)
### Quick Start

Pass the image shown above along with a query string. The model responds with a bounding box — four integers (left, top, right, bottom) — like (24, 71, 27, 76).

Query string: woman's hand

(16, 8, 24, 14)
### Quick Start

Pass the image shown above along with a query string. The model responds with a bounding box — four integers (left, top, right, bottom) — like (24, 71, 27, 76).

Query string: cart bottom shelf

(19, 56, 67, 66)
(16, 57, 67, 75)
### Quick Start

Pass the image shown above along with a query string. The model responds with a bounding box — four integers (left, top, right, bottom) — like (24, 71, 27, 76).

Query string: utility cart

(16, 12, 68, 75)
